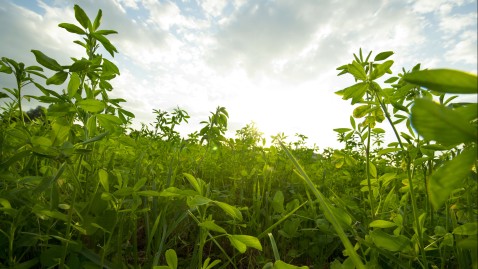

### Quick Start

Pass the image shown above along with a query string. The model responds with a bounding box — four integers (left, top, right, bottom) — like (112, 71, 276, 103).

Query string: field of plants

(0, 5, 476, 269)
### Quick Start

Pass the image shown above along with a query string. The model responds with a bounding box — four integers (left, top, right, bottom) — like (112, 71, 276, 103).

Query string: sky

(0, 0, 477, 149)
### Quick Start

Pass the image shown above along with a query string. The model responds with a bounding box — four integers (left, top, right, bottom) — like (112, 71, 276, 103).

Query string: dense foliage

(0, 5, 476, 269)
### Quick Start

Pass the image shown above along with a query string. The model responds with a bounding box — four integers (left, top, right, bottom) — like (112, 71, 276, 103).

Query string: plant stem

(365, 123, 376, 219)
(374, 93, 429, 268)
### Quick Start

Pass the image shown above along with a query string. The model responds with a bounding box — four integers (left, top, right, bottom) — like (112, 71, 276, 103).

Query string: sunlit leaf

(184, 173, 201, 194)
(411, 98, 477, 146)
(403, 69, 477, 94)
(337, 82, 368, 105)
(374, 51, 394, 61)
(429, 146, 476, 209)
(228, 235, 246, 253)
(165, 249, 178, 269)
(273, 260, 309, 269)
(371, 60, 393, 79)
(369, 220, 397, 228)
(333, 128, 352, 134)
(77, 99, 105, 113)
(353, 105, 371, 118)
(228, 234, 262, 253)
(348, 61, 367, 81)
(213, 201, 243, 221)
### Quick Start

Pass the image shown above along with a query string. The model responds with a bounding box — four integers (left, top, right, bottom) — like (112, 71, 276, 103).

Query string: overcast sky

(1, 0, 477, 149)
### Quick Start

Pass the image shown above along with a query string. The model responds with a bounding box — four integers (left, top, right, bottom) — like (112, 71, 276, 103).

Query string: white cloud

(439, 13, 476, 35)
(1, 0, 476, 149)
(445, 30, 478, 65)
(201, 0, 228, 17)
(409, 0, 465, 14)
(117, 0, 140, 10)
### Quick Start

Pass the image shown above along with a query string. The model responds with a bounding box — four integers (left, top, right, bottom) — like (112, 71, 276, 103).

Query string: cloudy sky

(1, 0, 477, 149)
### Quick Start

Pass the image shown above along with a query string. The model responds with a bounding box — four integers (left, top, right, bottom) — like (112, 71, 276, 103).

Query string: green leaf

(32, 204, 67, 221)
(384, 76, 399, 83)
(81, 131, 109, 144)
(336, 82, 368, 105)
(272, 191, 285, 213)
(429, 147, 476, 209)
(228, 235, 247, 253)
(51, 118, 70, 145)
(453, 222, 477, 235)
(213, 201, 243, 221)
(378, 147, 401, 155)
(95, 29, 118, 35)
(228, 235, 262, 253)
(77, 99, 105, 113)
(411, 98, 477, 146)
(374, 51, 394, 61)
(92, 9, 102, 31)
(97, 114, 122, 130)
(136, 190, 161, 197)
(348, 61, 367, 81)
(391, 102, 409, 113)
(102, 58, 120, 76)
(369, 162, 377, 178)
(91, 33, 118, 57)
(187, 195, 211, 208)
(70, 59, 90, 72)
(0, 63, 12, 74)
(370, 230, 412, 252)
(202, 258, 221, 269)
(328, 206, 352, 230)
(165, 249, 178, 269)
(273, 260, 309, 269)
(31, 136, 56, 156)
(369, 220, 397, 228)
(74, 4, 91, 30)
(31, 50, 63, 71)
(457, 236, 478, 249)
(184, 173, 201, 194)
(353, 105, 371, 118)
(333, 128, 352, 134)
(199, 220, 227, 234)
(371, 60, 394, 80)
(403, 69, 477, 94)
(98, 169, 109, 192)
(46, 71, 68, 85)
(58, 23, 86, 35)
(67, 73, 81, 98)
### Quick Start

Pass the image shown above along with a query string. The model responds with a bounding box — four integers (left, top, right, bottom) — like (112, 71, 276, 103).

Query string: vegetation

(0, 5, 476, 269)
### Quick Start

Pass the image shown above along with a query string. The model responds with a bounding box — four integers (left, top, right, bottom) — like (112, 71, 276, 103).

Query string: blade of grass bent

(257, 201, 307, 239)
(279, 142, 366, 269)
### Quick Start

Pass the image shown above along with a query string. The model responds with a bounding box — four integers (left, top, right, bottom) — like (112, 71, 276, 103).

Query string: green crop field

(0, 5, 476, 269)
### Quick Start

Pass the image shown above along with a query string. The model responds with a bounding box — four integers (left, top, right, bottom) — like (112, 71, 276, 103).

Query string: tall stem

(374, 92, 429, 268)
(365, 123, 375, 219)
(15, 77, 25, 126)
